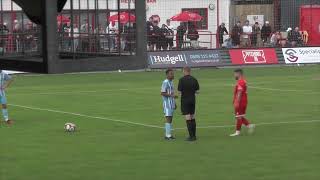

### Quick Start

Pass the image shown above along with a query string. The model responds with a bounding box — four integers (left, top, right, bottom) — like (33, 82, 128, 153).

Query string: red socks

(242, 118, 250, 126)
(236, 118, 250, 131)
(236, 118, 242, 131)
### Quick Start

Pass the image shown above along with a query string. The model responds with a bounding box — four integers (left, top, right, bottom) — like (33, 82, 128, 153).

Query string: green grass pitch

(0, 66, 319, 180)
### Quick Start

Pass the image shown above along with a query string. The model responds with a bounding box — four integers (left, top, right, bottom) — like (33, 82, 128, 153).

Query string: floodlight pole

(135, 0, 147, 65)
(42, 0, 58, 73)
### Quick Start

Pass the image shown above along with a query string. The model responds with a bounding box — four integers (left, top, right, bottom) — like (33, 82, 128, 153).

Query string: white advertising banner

(282, 47, 320, 64)
(247, 15, 264, 26)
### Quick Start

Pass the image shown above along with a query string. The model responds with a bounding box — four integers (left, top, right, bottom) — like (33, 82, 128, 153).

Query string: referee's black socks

(191, 119, 197, 138)
(186, 119, 197, 138)
(186, 120, 193, 138)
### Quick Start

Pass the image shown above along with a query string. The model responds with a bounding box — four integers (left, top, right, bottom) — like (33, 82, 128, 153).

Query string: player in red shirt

(230, 69, 255, 137)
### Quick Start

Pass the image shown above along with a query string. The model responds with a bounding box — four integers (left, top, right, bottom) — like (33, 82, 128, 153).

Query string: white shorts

(164, 108, 174, 117)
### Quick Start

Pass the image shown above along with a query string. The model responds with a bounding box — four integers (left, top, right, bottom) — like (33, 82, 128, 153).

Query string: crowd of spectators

(147, 15, 199, 51)
(218, 20, 306, 49)
(0, 17, 309, 55)
(58, 19, 136, 53)
(0, 20, 40, 54)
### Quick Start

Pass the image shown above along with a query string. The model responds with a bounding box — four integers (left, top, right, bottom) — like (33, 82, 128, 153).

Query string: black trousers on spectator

(177, 38, 184, 49)
(251, 35, 258, 47)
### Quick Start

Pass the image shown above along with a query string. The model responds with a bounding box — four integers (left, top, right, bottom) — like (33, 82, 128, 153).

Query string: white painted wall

(1, 0, 21, 10)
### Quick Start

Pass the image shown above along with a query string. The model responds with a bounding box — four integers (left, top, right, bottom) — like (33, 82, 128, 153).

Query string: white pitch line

(175, 120, 320, 130)
(8, 82, 319, 96)
(7, 87, 156, 96)
(9, 103, 320, 130)
(248, 86, 320, 94)
(8, 73, 318, 95)
(9, 104, 163, 129)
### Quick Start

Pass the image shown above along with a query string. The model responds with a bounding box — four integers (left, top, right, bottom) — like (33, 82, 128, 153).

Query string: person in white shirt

(106, 22, 117, 50)
(164, 19, 174, 50)
(242, 20, 252, 47)
(69, 24, 79, 51)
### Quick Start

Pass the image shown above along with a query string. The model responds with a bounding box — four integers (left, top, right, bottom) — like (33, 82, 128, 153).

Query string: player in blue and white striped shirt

(161, 69, 178, 140)
(0, 70, 14, 125)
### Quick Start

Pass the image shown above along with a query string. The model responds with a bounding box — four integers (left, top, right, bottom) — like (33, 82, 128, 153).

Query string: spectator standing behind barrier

(95, 25, 106, 51)
(13, 20, 22, 52)
(231, 21, 242, 48)
(160, 24, 169, 50)
(0, 23, 9, 54)
(261, 21, 272, 46)
(272, 31, 287, 47)
(270, 31, 279, 47)
(70, 24, 79, 52)
(242, 20, 252, 47)
(106, 22, 116, 50)
(163, 19, 174, 50)
(63, 22, 71, 51)
(80, 21, 88, 52)
(176, 22, 186, 49)
(25, 22, 34, 52)
(187, 24, 199, 49)
(217, 23, 228, 48)
(152, 20, 161, 51)
(288, 27, 303, 47)
(251, 22, 261, 47)
(147, 16, 155, 51)
(124, 22, 136, 52)
(80, 20, 93, 52)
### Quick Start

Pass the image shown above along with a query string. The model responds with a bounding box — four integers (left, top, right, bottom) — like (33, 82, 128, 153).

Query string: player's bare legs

(1, 104, 12, 125)
(230, 115, 255, 137)
(164, 116, 175, 140)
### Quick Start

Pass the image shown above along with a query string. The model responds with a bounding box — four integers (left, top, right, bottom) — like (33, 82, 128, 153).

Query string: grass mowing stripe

(176, 120, 320, 130)
(8, 82, 319, 96)
(9, 103, 320, 130)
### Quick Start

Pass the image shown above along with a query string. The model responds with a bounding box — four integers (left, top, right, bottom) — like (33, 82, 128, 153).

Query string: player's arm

(2, 75, 13, 90)
(234, 90, 242, 109)
(195, 79, 200, 94)
(161, 91, 177, 98)
(161, 82, 178, 98)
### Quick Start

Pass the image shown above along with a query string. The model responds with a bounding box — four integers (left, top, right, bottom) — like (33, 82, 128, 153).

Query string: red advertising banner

(229, 49, 279, 65)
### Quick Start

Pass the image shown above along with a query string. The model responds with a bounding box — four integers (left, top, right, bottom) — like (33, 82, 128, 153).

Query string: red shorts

(234, 104, 247, 117)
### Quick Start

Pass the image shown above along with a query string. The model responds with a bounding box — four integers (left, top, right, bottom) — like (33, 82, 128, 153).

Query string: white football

(64, 123, 76, 132)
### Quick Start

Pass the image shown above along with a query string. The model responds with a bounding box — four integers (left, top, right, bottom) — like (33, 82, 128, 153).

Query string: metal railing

(58, 32, 136, 56)
(0, 31, 41, 57)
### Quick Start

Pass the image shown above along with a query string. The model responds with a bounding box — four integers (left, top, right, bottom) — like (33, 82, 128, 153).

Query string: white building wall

(1, 0, 21, 10)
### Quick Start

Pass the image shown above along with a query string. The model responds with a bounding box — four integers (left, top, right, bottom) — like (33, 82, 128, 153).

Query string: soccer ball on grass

(64, 123, 76, 132)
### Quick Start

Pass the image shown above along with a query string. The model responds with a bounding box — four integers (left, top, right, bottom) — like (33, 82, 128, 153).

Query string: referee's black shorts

(181, 98, 196, 115)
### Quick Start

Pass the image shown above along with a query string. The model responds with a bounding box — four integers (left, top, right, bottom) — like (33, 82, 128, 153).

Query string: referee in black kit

(178, 67, 200, 141)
